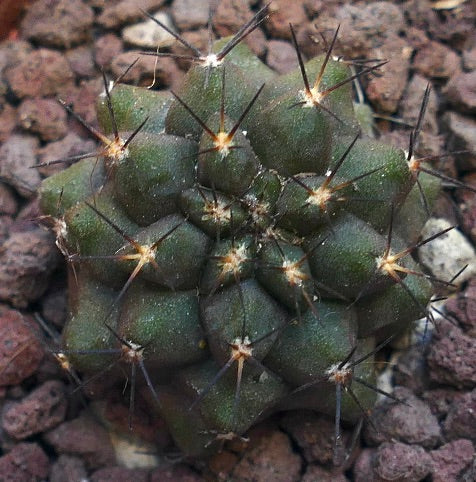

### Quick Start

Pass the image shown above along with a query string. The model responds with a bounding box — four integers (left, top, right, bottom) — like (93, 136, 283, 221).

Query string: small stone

(231, 428, 302, 482)
(374, 442, 432, 482)
(94, 34, 124, 68)
(364, 387, 441, 449)
(366, 35, 413, 113)
(0, 102, 17, 143)
(37, 132, 97, 177)
(18, 98, 68, 142)
(213, 0, 267, 57)
(430, 439, 474, 482)
(265, 0, 308, 40)
(2, 380, 67, 439)
(444, 277, 476, 335)
(0, 442, 49, 480)
(50, 455, 88, 482)
(172, 0, 210, 31)
(460, 456, 476, 482)
(419, 218, 476, 285)
(5, 48, 74, 99)
(0, 182, 18, 216)
(0, 40, 32, 74)
(463, 46, 476, 71)
(97, 0, 167, 29)
(208, 450, 239, 481)
(443, 390, 476, 442)
(445, 111, 476, 170)
(413, 40, 461, 78)
(313, 2, 405, 59)
(150, 464, 204, 481)
(427, 321, 476, 389)
(0, 134, 40, 198)
(90, 466, 150, 482)
(122, 12, 176, 49)
(353, 448, 375, 482)
(66, 46, 96, 79)
(20, 0, 94, 48)
(0, 228, 60, 308)
(0, 307, 45, 386)
(0, 216, 13, 245)
(422, 388, 464, 419)
(400, 75, 438, 135)
(44, 412, 117, 469)
(302, 465, 347, 482)
(456, 174, 476, 245)
(280, 411, 336, 464)
(266, 40, 298, 74)
(445, 70, 476, 114)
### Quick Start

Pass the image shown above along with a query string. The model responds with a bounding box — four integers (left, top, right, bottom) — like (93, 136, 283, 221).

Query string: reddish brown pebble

(66, 46, 96, 79)
(427, 320, 476, 388)
(413, 40, 461, 79)
(446, 111, 476, 171)
(0, 103, 17, 143)
(302, 465, 348, 482)
(400, 75, 438, 135)
(366, 36, 412, 113)
(94, 34, 124, 68)
(443, 389, 476, 442)
(172, 0, 210, 31)
(97, 0, 167, 29)
(0, 182, 18, 216)
(364, 387, 441, 449)
(267, 40, 298, 74)
(0, 307, 45, 386)
(213, 0, 267, 57)
(5, 49, 74, 99)
(422, 388, 464, 419)
(0, 442, 49, 481)
(430, 439, 474, 482)
(353, 448, 376, 482)
(150, 464, 204, 482)
(0, 134, 40, 198)
(264, 0, 308, 40)
(444, 277, 476, 335)
(20, 0, 94, 48)
(44, 412, 116, 469)
(2, 380, 67, 439)
(0, 228, 60, 308)
(231, 428, 302, 482)
(280, 411, 336, 464)
(0, 216, 13, 245)
(90, 466, 150, 482)
(208, 450, 239, 481)
(37, 132, 97, 177)
(18, 98, 68, 142)
(374, 442, 432, 482)
(455, 175, 476, 244)
(445, 70, 476, 114)
(50, 455, 88, 482)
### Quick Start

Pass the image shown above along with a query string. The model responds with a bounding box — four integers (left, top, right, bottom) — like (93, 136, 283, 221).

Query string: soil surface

(0, 1, 475, 481)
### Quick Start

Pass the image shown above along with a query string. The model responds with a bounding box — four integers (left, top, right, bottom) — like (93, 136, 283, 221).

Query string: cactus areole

(39, 8, 445, 458)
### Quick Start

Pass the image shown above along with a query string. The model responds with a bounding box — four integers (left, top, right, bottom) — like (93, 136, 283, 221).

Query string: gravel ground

(0, 1, 475, 480)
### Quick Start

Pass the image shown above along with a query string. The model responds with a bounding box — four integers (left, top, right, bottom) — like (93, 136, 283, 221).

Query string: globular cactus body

(39, 8, 447, 458)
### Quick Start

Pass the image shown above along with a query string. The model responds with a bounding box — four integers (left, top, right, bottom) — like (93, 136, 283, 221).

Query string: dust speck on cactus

(35, 4, 474, 461)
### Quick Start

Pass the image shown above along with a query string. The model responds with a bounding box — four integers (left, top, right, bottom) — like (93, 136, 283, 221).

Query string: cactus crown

(38, 4, 468, 460)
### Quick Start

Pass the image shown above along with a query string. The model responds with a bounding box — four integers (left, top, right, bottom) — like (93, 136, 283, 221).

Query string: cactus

(37, 5, 469, 461)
